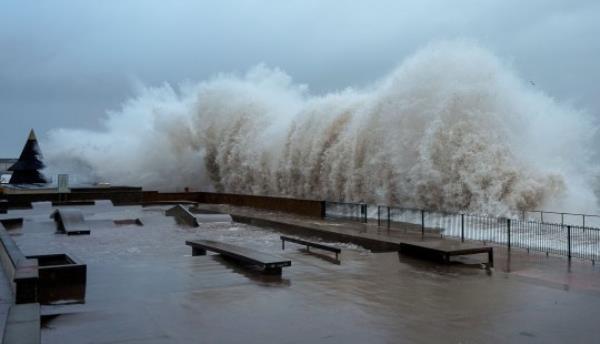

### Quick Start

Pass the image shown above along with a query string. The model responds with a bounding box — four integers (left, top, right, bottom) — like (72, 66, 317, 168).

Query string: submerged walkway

(193, 203, 600, 294)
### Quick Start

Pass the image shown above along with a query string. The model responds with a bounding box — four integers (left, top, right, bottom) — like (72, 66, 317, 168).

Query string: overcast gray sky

(1, 0, 599, 156)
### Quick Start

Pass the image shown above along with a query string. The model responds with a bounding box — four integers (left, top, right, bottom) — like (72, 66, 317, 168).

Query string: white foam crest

(43, 41, 599, 215)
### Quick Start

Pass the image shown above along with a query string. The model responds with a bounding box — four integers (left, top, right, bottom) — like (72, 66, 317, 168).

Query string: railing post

(387, 207, 391, 230)
(567, 225, 571, 260)
(507, 218, 511, 251)
(377, 206, 381, 227)
(461, 213, 465, 242)
(362, 204, 367, 223)
(421, 210, 425, 238)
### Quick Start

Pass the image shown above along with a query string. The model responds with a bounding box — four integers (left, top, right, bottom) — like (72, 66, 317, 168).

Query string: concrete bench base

(400, 241, 493, 267)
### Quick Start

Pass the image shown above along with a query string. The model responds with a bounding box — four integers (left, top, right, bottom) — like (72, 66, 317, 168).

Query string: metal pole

(507, 218, 511, 251)
(387, 207, 391, 230)
(561, 213, 564, 227)
(377, 206, 381, 227)
(567, 225, 571, 260)
(541, 211, 544, 223)
(363, 204, 368, 223)
(461, 213, 465, 242)
(421, 210, 425, 238)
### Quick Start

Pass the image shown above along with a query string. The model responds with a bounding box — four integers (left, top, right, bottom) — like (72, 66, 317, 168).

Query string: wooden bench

(50, 209, 91, 235)
(185, 240, 291, 275)
(400, 241, 493, 267)
(280, 236, 341, 260)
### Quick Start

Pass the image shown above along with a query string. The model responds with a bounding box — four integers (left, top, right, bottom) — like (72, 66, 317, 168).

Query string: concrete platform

(399, 240, 493, 267)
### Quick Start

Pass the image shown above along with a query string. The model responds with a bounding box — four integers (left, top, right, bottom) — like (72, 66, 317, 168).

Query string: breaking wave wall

(43, 41, 600, 215)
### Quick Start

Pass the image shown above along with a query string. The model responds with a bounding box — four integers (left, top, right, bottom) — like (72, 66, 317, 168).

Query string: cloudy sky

(1, 0, 598, 156)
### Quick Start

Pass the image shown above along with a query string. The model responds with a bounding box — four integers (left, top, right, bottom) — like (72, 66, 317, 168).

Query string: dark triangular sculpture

(8, 129, 49, 184)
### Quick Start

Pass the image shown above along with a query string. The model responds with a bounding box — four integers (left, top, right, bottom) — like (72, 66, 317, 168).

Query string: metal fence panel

(324, 201, 600, 262)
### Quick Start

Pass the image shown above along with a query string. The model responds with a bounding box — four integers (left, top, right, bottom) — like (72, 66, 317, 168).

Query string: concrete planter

(27, 253, 86, 305)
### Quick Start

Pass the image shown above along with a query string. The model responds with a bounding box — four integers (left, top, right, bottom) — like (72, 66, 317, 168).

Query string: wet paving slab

(5, 204, 600, 343)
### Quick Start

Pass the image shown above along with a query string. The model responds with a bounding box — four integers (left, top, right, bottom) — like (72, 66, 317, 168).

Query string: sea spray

(43, 41, 599, 215)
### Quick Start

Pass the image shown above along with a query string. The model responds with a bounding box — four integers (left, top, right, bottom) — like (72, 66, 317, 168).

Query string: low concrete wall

(149, 192, 324, 217)
(0, 224, 41, 343)
(2, 191, 144, 208)
(195, 192, 324, 218)
(2, 191, 326, 218)
(0, 224, 38, 304)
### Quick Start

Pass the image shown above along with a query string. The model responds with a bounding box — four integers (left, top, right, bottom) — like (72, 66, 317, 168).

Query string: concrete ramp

(165, 205, 200, 227)
(194, 213, 232, 223)
(166, 205, 232, 226)
(188, 206, 233, 223)
(51, 209, 91, 235)
(94, 200, 114, 210)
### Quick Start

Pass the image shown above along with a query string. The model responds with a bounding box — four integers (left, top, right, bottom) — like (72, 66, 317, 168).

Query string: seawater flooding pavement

(6, 203, 600, 343)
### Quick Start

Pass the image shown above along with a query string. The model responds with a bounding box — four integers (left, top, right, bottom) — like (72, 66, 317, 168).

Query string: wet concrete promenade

(5, 204, 600, 343)
(202, 204, 600, 293)
(0, 256, 13, 338)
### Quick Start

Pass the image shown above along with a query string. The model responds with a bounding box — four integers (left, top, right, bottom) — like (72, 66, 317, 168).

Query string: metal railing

(324, 201, 367, 223)
(323, 202, 600, 263)
(524, 210, 600, 228)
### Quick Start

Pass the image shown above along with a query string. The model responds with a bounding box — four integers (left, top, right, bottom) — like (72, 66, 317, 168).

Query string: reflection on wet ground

(6, 204, 600, 343)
